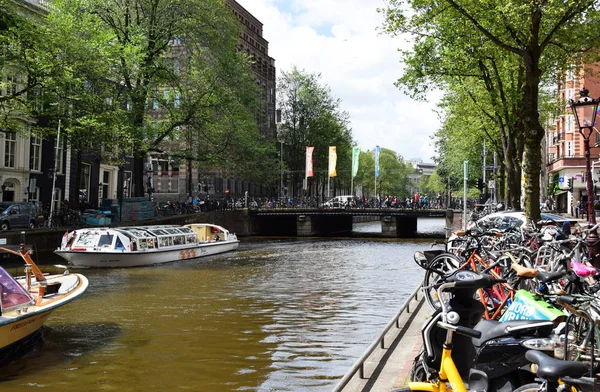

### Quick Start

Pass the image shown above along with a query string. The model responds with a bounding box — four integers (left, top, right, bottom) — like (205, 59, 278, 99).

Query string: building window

(566, 69, 575, 81)
(566, 115, 574, 133)
(4, 132, 15, 168)
(79, 163, 91, 202)
(566, 141, 574, 157)
(55, 138, 64, 174)
(566, 88, 575, 102)
(30, 133, 41, 171)
(31, 186, 40, 202)
(52, 187, 62, 214)
(124, 171, 133, 198)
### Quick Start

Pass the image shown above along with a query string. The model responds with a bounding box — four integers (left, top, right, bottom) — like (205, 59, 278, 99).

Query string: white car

(323, 195, 355, 209)
(467, 211, 573, 231)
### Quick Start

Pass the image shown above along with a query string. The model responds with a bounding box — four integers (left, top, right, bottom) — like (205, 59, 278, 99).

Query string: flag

(375, 145, 380, 177)
(306, 146, 314, 177)
(352, 146, 360, 177)
(328, 146, 337, 177)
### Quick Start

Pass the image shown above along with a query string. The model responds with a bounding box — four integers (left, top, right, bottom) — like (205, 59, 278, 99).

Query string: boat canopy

(0, 266, 35, 312)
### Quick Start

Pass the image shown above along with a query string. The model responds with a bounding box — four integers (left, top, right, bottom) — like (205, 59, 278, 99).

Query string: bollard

(445, 209, 454, 239)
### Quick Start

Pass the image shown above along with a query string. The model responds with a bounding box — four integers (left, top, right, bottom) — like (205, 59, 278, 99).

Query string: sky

(238, 0, 441, 163)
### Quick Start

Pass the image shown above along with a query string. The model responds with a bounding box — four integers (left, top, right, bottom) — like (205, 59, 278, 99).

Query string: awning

(553, 190, 567, 197)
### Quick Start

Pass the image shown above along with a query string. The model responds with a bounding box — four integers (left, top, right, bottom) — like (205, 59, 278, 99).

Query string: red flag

(306, 146, 314, 177)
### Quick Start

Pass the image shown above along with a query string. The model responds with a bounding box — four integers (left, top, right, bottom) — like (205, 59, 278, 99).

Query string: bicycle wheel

(512, 383, 543, 392)
(423, 252, 462, 311)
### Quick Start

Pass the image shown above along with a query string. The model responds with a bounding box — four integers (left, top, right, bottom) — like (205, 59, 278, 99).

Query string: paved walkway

(337, 296, 432, 392)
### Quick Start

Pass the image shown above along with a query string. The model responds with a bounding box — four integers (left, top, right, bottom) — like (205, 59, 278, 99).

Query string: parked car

(323, 195, 356, 209)
(0, 202, 45, 230)
(467, 210, 575, 232)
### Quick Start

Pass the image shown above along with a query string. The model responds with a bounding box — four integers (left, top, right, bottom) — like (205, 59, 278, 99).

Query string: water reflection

(0, 219, 443, 391)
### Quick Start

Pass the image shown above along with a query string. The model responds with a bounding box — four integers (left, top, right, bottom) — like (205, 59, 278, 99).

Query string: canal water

(0, 218, 443, 391)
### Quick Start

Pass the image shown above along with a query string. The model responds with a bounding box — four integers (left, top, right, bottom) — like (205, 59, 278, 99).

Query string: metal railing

(331, 282, 424, 392)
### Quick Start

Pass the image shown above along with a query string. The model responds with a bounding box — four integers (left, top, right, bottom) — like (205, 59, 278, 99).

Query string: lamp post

(569, 87, 600, 266)
(276, 109, 284, 203)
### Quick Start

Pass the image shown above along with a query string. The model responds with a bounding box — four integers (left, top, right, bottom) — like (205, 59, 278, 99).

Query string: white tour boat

(54, 223, 239, 268)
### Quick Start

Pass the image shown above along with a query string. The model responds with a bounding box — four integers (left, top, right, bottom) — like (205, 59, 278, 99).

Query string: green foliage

(548, 174, 560, 197)
(277, 67, 354, 196)
(380, 0, 600, 220)
(48, 0, 265, 195)
(354, 147, 412, 198)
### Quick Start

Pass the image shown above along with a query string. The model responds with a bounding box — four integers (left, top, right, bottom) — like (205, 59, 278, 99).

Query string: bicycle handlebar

(437, 322, 482, 339)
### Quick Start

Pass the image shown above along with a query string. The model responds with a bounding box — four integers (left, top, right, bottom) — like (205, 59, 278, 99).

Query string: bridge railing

(331, 282, 424, 392)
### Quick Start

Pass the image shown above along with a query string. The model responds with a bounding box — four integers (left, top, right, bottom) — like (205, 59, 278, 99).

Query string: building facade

(8, 0, 277, 214)
(546, 66, 600, 214)
(172, 0, 278, 200)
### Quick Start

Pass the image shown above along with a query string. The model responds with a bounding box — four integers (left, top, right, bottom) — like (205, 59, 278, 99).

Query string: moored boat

(54, 223, 239, 268)
(0, 244, 88, 360)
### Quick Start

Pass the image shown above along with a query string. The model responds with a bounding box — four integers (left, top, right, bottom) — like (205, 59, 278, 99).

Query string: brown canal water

(0, 219, 443, 391)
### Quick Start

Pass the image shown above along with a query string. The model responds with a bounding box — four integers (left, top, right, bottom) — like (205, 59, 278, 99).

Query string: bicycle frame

(407, 345, 465, 391)
(459, 247, 515, 320)
(407, 282, 469, 392)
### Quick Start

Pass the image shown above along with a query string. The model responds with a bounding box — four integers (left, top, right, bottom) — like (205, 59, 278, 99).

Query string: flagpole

(351, 153, 354, 196)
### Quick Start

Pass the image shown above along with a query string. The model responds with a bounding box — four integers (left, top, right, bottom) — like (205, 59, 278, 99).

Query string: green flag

(352, 146, 360, 177)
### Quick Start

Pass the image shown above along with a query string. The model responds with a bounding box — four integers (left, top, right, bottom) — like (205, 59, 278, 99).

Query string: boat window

(74, 232, 98, 247)
(186, 235, 196, 244)
(173, 236, 184, 245)
(158, 237, 173, 247)
(138, 239, 147, 250)
(115, 237, 125, 250)
(165, 229, 178, 234)
(180, 227, 194, 234)
(0, 266, 34, 310)
(98, 234, 114, 247)
(151, 229, 168, 236)
(147, 238, 156, 249)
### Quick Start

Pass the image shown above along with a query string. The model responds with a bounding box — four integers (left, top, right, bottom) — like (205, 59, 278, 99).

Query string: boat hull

(0, 309, 53, 352)
(56, 240, 239, 268)
(0, 273, 88, 355)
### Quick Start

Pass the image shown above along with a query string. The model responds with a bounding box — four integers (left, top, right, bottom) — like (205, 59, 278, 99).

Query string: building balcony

(547, 156, 587, 173)
(552, 134, 563, 144)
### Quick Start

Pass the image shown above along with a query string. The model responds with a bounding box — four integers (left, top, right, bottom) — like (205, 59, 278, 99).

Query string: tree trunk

(521, 51, 544, 221)
(506, 166, 521, 210)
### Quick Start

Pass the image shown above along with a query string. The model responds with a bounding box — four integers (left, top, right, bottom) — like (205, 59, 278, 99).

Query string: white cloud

(239, 0, 440, 162)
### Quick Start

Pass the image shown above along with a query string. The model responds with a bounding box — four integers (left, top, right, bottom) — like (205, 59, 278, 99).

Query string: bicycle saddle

(525, 350, 589, 380)
(472, 320, 554, 347)
(570, 260, 597, 277)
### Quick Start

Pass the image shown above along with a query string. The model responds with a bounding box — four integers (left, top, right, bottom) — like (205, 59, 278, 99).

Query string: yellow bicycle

(394, 271, 501, 392)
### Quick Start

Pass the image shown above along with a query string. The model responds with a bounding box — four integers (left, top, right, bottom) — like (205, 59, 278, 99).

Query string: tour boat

(54, 223, 239, 268)
(0, 244, 88, 359)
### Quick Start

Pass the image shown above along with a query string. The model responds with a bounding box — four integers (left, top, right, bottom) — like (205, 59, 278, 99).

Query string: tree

(277, 67, 353, 199)
(381, 0, 600, 220)
(55, 0, 263, 196)
(354, 148, 413, 198)
(0, 0, 53, 133)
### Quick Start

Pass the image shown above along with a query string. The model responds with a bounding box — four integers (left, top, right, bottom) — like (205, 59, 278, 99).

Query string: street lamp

(569, 87, 600, 266)
(276, 109, 284, 203)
